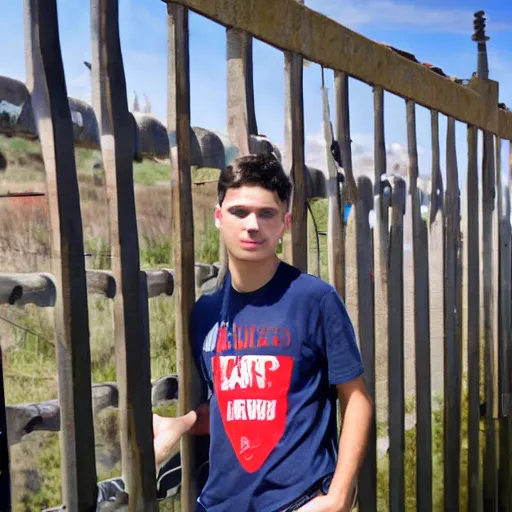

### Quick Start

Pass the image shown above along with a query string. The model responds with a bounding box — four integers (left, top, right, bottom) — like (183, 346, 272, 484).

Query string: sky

(1, 0, 511, 186)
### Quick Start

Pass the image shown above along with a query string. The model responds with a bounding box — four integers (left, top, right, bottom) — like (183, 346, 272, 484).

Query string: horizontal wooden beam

(0, 272, 57, 306)
(165, 0, 512, 140)
(0, 265, 218, 306)
(6, 375, 178, 446)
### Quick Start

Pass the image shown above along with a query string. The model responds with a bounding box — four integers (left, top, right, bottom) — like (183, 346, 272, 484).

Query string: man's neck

(228, 255, 281, 293)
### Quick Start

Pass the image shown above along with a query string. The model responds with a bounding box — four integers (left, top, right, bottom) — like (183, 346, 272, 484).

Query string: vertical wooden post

(406, 100, 432, 512)
(472, 12, 499, 508)
(167, 4, 201, 512)
(372, 88, 390, 503)
(226, 29, 255, 155)
(322, 84, 344, 295)
(283, 0, 307, 272)
(372, 83, 389, 451)
(334, 71, 356, 298)
(504, 140, 512, 512)
(444, 116, 461, 512)
(482, 127, 499, 512)
(91, 1, 157, 510)
(335, 71, 357, 204)
(497, 137, 512, 511)
(355, 176, 377, 512)
(219, 27, 257, 283)
(24, 1, 97, 509)
(429, 111, 445, 420)
(388, 177, 406, 512)
(466, 124, 481, 511)
(373, 87, 386, 190)
(0, 348, 11, 512)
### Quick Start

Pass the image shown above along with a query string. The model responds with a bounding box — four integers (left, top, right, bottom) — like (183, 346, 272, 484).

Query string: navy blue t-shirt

(190, 261, 363, 512)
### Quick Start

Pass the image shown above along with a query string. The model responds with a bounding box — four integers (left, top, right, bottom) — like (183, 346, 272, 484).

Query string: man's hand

(153, 411, 197, 465)
(296, 493, 351, 512)
(296, 485, 357, 512)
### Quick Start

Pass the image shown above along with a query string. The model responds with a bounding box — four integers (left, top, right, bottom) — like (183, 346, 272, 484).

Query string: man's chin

(233, 250, 274, 262)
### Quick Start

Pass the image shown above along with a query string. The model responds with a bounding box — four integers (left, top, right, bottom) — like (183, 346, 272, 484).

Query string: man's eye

(231, 209, 248, 218)
(260, 210, 275, 219)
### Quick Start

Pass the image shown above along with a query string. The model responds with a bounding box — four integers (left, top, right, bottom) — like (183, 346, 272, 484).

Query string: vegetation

(0, 135, 219, 510)
(0, 134, 482, 511)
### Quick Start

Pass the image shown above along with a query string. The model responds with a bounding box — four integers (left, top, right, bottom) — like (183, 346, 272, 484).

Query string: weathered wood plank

(481, 127, 498, 510)
(373, 87, 386, 189)
(354, 176, 377, 511)
(466, 124, 481, 511)
(282, 4, 307, 272)
(332, 71, 353, 301)
(406, 100, 432, 512)
(444, 116, 461, 512)
(0, 348, 11, 512)
(226, 29, 253, 155)
(167, 4, 202, 511)
(372, 86, 389, 452)
(0, 267, 215, 306)
(85, 270, 117, 299)
(388, 177, 406, 512)
(24, 0, 97, 508)
(322, 85, 344, 295)
(216, 26, 256, 285)
(504, 140, 512, 512)
(0, 272, 56, 307)
(165, 0, 512, 139)
(428, 110, 445, 405)
(6, 375, 180, 446)
(497, 137, 512, 511)
(334, 71, 357, 204)
(429, 111, 444, 225)
(91, 1, 157, 509)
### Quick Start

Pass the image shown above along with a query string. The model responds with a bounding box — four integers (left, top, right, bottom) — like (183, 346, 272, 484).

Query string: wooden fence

(1, 0, 512, 511)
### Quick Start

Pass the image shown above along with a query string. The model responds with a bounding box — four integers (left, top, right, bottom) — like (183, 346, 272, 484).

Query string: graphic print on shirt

(209, 321, 294, 473)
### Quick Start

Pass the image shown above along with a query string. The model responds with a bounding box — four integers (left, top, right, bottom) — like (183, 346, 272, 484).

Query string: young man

(153, 154, 373, 512)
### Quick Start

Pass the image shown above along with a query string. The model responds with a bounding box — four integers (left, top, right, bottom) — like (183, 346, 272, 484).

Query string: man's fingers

(181, 410, 197, 431)
(153, 410, 199, 465)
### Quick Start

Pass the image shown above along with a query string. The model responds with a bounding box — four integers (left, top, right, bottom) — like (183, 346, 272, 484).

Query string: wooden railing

(1, 1, 512, 511)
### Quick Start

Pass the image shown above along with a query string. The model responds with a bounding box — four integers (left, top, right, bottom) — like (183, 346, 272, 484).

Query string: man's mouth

(240, 240, 264, 247)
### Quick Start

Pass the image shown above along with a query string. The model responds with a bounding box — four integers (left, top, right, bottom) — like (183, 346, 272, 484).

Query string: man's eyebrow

(227, 205, 279, 211)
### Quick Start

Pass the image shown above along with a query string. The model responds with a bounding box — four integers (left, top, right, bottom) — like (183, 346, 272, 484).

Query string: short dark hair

(218, 154, 292, 207)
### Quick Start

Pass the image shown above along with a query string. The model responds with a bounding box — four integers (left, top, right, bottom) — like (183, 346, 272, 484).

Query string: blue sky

(1, 0, 511, 183)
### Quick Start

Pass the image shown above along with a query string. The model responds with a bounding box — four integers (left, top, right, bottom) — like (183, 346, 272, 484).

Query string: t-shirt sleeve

(319, 289, 364, 385)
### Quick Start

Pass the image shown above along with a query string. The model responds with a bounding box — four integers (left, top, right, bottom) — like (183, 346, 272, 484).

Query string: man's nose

(245, 212, 259, 231)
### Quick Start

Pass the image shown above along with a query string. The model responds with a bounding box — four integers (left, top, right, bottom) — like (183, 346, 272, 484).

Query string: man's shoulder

(192, 286, 223, 317)
(282, 262, 336, 300)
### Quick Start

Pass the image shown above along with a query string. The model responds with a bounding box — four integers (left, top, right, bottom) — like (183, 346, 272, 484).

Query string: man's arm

(327, 376, 373, 508)
(298, 376, 373, 512)
(153, 403, 210, 466)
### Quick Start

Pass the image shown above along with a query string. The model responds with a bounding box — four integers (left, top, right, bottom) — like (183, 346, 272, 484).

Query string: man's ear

(284, 212, 292, 230)
(215, 204, 222, 229)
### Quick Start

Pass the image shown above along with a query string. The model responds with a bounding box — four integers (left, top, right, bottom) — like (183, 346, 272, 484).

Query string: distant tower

(472, 11, 489, 79)
(132, 91, 140, 112)
(143, 94, 152, 114)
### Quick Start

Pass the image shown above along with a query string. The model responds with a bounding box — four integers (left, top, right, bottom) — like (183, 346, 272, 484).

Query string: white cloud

(308, 0, 512, 34)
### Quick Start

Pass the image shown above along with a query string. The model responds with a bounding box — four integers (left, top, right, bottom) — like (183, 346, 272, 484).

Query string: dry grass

(0, 134, 220, 510)
(0, 133, 472, 511)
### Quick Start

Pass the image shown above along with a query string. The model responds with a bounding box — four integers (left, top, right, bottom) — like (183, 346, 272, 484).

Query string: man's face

(215, 185, 291, 263)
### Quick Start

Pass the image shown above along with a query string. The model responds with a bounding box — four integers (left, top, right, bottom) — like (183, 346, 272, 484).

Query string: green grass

(0, 137, 39, 154)
(134, 159, 170, 186)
